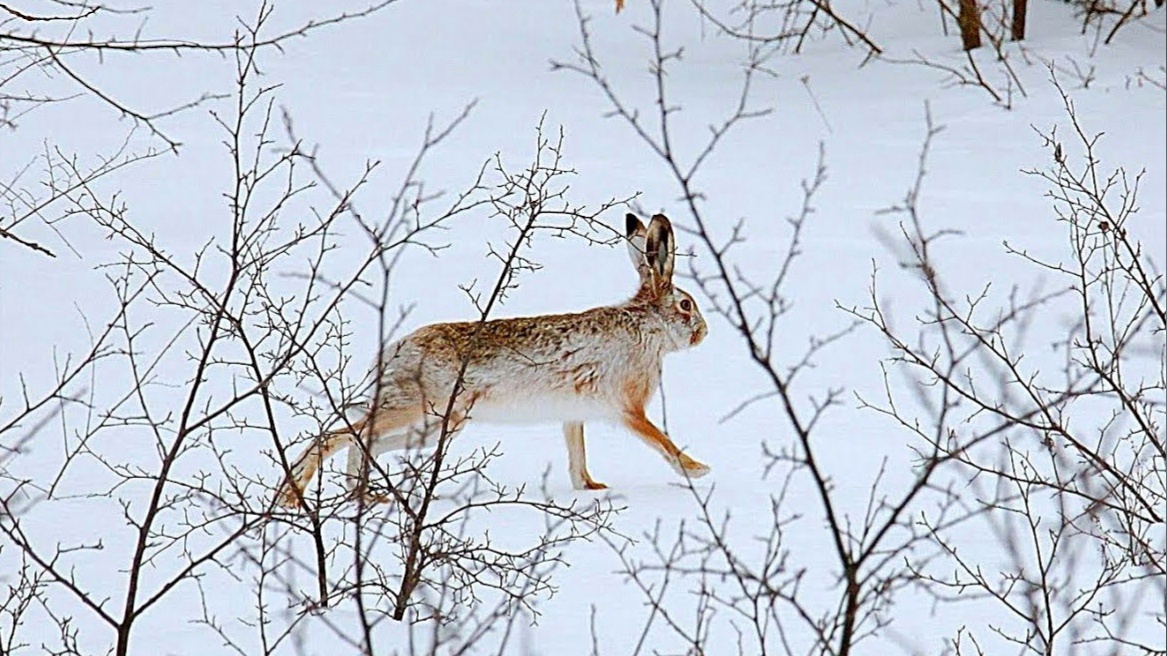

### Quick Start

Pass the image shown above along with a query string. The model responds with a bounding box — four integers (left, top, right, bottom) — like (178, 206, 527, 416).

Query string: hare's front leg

(563, 422, 607, 491)
(621, 409, 710, 480)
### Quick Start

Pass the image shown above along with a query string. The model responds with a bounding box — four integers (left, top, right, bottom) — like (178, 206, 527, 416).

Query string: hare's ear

(625, 213, 650, 279)
(645, 214, 675, 283)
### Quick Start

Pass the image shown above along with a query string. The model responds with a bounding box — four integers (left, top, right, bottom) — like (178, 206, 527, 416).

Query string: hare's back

(406, 312, 624, 362)
(384, 313, 637, 422)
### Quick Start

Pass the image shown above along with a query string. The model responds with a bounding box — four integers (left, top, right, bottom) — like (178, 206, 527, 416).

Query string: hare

(276, 212, 709, 508)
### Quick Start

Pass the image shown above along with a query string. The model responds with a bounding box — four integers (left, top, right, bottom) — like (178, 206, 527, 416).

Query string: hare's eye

(679, 298, 693, 312)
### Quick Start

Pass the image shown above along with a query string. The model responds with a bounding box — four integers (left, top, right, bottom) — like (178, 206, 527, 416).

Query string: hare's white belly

(469, 393, 614, 424)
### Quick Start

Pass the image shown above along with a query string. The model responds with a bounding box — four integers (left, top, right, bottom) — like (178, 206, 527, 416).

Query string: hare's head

(625, 213, 708, 351)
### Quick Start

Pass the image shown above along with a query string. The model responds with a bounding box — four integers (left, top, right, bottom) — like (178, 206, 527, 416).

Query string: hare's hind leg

(621, 409, 710, 480)
(342, 420, 433, 502)
(563, 422, 607, 491)
(277, 416, 368, 509)
(340, 405, 430, 504)
(340, 403, 473, 499)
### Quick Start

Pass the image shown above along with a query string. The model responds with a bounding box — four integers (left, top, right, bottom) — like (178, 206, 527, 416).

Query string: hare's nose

(691, 322, 707, 346)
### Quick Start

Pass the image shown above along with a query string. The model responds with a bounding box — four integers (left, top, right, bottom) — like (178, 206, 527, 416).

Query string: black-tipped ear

(645, 213, 675, 283)
(625, 213, 644, 238)
(625, 213, 649, 277)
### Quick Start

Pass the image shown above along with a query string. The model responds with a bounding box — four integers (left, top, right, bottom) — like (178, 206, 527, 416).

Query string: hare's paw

(570, 476, 609, 491)
(276, 483, 305, 509)
(679, 456, 711, 479)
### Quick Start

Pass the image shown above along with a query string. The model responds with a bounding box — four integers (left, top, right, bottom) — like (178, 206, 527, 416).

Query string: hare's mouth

(690, 325, 707, 346)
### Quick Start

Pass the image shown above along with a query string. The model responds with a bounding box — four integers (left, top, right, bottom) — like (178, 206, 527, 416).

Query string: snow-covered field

(2, 0, 1164, 654)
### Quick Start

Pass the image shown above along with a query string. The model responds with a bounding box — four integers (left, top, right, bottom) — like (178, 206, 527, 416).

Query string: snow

(2, 0, 1164, 654)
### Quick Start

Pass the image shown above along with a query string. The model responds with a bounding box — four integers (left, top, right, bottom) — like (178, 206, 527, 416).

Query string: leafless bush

(559, 2, 975, 654)
(560, 2, 1163, 654)
(687, 0, 882, 59)
(853, 74, 1163, 655)
(2, 8, 623, 655)
(880, 0, 1029, 108)
(688, 0, 1159, 111)
(262, 120, 626, 648)
(0, 0, 397, 258)
(896, 0, 1162, 106)
(1130, 64, 1167, 89)
(1069, 0, 1164, 46)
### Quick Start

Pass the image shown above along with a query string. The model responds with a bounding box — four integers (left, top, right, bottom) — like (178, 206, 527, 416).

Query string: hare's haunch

(277, 213, 709, 508)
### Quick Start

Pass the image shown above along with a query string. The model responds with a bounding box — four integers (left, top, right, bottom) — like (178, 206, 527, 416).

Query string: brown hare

(277, 212, 709, 507)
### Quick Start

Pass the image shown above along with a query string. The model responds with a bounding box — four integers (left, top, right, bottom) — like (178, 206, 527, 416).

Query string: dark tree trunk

(959, 0, 983, 50)
(1012, 0, 1028, 40)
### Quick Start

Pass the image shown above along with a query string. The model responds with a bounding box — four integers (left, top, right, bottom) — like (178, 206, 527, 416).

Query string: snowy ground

(2, 0, 1164, 654)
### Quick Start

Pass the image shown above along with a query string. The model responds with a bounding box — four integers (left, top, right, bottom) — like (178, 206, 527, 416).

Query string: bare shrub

(853, 74, 1164, 655)
(558, 2, 955, 653)
(2, 10, 622, 654)
(559, 2, 1164, 654)
(686, 0, 882, 58)
(0, 0, 397, 258)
